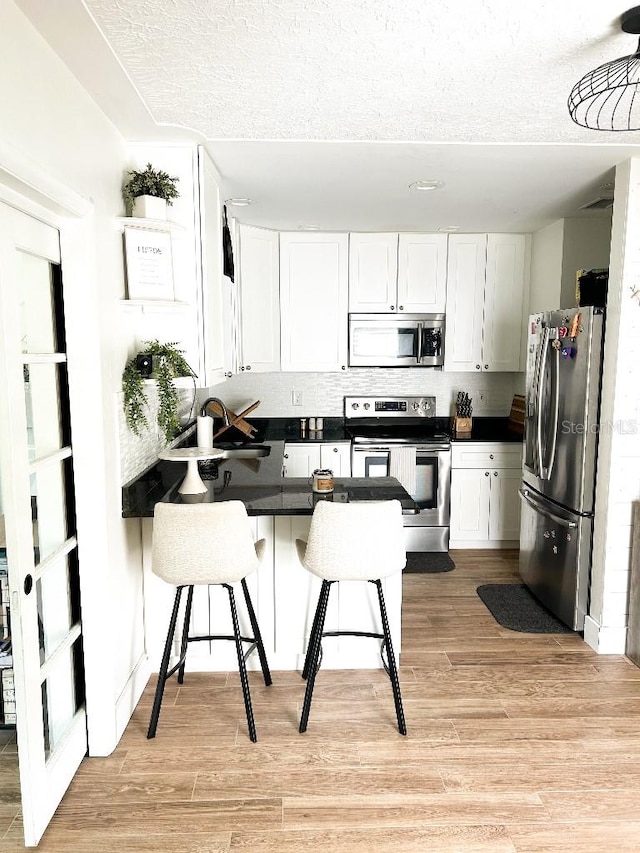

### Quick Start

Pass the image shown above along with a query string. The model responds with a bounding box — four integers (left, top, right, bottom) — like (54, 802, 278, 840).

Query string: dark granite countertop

(451, 417, 524, 444)
(122, 435, 418, 518)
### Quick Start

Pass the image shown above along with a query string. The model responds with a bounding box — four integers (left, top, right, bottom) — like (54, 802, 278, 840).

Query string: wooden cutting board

(208, 400, 261, 442)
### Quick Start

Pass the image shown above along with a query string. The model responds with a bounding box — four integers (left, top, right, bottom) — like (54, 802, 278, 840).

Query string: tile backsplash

(119, 369, 523, 485)
(203, 369, 524, 419)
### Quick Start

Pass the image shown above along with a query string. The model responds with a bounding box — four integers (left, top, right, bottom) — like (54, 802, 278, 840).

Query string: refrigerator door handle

(519, 488, 578, 528)
(535, 327, 549, 478)
(545, 344, 561, 479)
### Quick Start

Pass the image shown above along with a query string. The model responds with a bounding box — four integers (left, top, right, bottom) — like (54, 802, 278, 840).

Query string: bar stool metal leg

(177, 585, 194, 684)
(241, 577, 272, 687)
(299, 580, 332, 733)
(148, 585, 185, 739)
(375, 579, 406, 736)
(226, 583, 257, 743)
(301, 581, 328, 680)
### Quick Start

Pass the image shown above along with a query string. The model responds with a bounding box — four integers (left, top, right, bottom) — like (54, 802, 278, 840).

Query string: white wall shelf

(115, 216, 186, 236)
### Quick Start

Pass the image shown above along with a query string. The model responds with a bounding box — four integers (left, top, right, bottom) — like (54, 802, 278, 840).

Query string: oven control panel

(344, 396, 436, 418)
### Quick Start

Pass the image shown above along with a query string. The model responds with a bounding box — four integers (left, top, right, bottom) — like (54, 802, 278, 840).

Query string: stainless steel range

(345, 396, 451, 552)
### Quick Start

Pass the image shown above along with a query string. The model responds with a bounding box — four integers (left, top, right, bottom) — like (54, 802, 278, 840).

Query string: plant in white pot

(122, 163, 180, 220)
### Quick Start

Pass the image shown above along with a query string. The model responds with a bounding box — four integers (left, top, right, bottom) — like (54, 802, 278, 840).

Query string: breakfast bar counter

(123, 436, 415, 674)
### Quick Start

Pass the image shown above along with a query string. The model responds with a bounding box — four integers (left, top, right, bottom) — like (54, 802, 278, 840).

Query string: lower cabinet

(449, 443, 522, 548)
(142, 514, 400, 672)
(282, 442, 351, 477)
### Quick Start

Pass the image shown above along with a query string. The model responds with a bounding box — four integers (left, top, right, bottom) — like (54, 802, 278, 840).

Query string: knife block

(453, 416, 472, 435)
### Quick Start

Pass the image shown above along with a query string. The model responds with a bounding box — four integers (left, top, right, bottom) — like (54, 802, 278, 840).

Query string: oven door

(351, 444, 451, 527)
(348, 316, 420, 367)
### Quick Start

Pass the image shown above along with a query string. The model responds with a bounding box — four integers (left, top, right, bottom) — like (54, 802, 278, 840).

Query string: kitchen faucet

(200, 397, 230, 426)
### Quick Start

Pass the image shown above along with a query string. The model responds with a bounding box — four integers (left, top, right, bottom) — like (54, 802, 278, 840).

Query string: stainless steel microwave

(348, 313, 445, 367)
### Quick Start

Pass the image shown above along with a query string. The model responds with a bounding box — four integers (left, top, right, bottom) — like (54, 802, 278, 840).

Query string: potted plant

(122, 340, 196, 442)
(122, 163, 180, 220)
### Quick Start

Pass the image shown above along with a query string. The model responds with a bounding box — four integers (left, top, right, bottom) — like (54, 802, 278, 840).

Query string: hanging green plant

(122, 340, 196, 442)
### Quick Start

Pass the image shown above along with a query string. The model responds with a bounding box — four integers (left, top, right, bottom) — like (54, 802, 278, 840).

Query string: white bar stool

(147, 500, 272, 742)
(296, 499, 407, 735)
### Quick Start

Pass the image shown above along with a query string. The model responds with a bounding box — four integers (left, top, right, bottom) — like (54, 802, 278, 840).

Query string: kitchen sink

(216, 444, 271, 460)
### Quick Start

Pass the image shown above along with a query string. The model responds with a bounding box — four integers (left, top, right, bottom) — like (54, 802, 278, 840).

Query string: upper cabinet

(349, 233, 447, 313)
(280, 233, 349, 372)
(444, 233, 528, 372)
(237, 225, 280, 373)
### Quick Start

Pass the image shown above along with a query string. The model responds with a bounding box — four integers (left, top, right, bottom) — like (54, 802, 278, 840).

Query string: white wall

(528, 219, 564, 313)
(0, 1, 154, 754)
(560, 218, 612, 308)
(586, 160, 640, 654)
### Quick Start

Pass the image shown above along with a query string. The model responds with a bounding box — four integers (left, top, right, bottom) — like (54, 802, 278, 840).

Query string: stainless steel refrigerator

(519, 306, 605, 631)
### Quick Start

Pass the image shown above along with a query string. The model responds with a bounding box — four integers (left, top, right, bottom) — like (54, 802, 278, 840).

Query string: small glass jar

(309, 468, 334, 493)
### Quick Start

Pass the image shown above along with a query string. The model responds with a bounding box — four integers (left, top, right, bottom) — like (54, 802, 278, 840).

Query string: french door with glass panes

(0, 203, 87, 846)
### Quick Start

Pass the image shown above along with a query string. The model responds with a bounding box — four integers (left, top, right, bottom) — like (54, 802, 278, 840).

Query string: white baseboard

(113, 653, 152, 747)
(583, 615, 628, 654)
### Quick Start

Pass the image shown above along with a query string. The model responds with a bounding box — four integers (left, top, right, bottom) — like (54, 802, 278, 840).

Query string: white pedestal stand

(158, 447, 225, 495)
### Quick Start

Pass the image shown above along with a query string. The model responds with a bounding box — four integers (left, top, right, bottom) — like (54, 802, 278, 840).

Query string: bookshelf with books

(0, 543, 15, 727)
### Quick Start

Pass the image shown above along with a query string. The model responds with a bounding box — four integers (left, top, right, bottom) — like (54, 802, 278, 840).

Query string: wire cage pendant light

(568, 6, 640, 131)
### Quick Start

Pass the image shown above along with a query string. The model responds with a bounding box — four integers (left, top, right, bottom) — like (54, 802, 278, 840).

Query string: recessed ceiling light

(409, 180, 445, 192)
(225, 198, 253, 206)
(297, 224, 321, 231)
(437, 225, 460, 232)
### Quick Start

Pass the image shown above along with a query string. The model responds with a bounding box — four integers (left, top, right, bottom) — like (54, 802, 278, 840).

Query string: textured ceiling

(16, 0, 640, 230)
(82, 0, 639, 144)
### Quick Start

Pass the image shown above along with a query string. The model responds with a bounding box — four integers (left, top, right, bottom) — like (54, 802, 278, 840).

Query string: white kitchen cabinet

(444, 233, 528, 372)
(282, 442, 351, 478)
(280, 233, 349, 371)
(237, 224, 280, 373)
(449, 442, 522, 547)
(349, 232, 447, 313)
(349, 233, 398, 311)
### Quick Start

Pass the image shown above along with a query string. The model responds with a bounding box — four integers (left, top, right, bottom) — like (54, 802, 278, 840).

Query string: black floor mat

(477, 583, 575, 633)
(403, 552, 456, 573)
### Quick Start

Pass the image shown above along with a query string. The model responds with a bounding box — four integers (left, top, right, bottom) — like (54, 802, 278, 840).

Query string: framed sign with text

(124, 227, 174, 300)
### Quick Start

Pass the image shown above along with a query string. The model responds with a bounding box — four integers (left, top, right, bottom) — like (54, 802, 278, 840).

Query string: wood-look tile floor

(6, 549, 640, 851)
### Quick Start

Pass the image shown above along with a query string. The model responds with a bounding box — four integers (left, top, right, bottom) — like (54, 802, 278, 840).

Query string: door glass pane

(31, 458, 75, 565)
(41, 636, 83, 758)
(24, 363, 65, 459)
(18, 252, 60, 354)
(36, 556, 73, 664)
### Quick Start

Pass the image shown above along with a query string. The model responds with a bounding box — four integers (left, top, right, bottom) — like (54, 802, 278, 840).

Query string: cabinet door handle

(333, 447, 338, 452)
(246, 365, 252, 371)
(485, 471, 490, 477)
(398, 305, 404, 311)
(390, 305, 395, 311)
(225, 371, 232, 378)
(283, 454, 289, 459)
(489, 454, 494, 459)
(476, 364, 481, 370)
(484, 364, 489, 370)
(240, 366, 245, 371)
(493, 471, 498, 476)
(341, 365, 346, 370)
